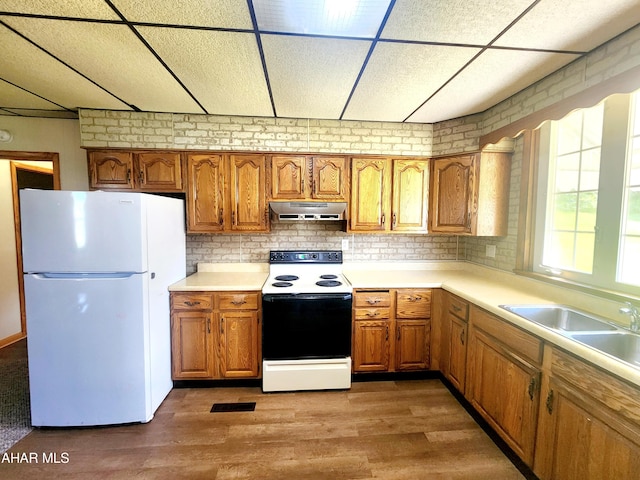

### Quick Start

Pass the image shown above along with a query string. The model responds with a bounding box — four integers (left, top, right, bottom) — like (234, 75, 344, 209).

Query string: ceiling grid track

(247, 0, 277, 117)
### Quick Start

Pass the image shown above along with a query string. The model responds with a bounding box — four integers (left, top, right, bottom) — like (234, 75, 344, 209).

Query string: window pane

(631, 138, 640, 185)
(544, 232, 575, 269)
(618, 236, 640, 286)
(577, 191, 598, 231)
(554, 153, 579, 192)
(579, 148, 601, 190)
(582, 104, 604, 148)
(552, 193, 577, 230)
(575, 233, 595, 273)
(557, 111, 582, 154)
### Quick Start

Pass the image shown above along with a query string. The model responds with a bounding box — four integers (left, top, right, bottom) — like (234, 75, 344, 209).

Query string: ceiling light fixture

(253, 0, 391, 38)
(0, 129, 13, 142)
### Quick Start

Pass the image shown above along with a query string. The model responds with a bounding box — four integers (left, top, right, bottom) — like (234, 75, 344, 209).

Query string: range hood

(269, 202, 347, 221)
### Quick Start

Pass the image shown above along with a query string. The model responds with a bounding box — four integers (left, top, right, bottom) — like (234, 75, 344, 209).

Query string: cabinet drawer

(171, 293, 214, 311)
(218, 292, 259, 310)
(396, 289, 431, 318)
(354, 308, 391, 320)
(448, 295, 469, 320)
(355, 291, 391, 308)
(470, 305, 542, 365)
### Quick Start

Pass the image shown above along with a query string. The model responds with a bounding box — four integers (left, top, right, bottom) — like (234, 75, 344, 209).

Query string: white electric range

(261, 250, 353, 392)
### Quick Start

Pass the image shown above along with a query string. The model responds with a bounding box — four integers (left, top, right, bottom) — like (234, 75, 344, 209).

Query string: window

(533, 90, 640, 295)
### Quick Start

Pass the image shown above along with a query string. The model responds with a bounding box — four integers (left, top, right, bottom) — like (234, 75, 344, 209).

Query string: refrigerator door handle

(35, 272, 138, 279)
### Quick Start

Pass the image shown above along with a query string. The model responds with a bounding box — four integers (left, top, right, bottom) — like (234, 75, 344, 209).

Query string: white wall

(0, 116, 88, 190)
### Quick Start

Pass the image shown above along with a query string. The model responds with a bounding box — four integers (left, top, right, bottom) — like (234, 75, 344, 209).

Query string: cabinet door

(88, 151, 134, 190)
(447, 314, 467, 393)
(187, 154, 225, 232)
(352, 321, 390, 372)
(429, 155, 476, 233)
(171, 311, 215, 379)
(137, 152, 183, 191)
(396, 319, 429, 370)
(219, 311, 260, 378)
(466, 327, 540, 465)
(535, 377, 640, 480)
(391, 159, 429, 232)
(229, 154, 268, 232)
(350, 158, 391, 231)
(271, 155, 306, 199)
(311, 156, 347, 200)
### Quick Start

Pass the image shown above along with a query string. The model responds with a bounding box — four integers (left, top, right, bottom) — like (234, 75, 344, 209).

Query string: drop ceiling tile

(494, 0, 640, 51)
(343, 42, 480, 121)
(3, 17, 203, 113)
(407, 49, 580, 123)
(262, 34, 371, 119)
(0, 79, 67, 110)
(382, 0, 533, 45)
(111, 0, 252, 29)
(253, 0, 391, 37)
(0, 25, 128, 110)
(138, 27, 273, 116)
(0, 0, 118, 19)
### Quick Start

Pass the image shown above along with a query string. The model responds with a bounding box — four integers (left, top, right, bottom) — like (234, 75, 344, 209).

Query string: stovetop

(262, 250, 352, 295)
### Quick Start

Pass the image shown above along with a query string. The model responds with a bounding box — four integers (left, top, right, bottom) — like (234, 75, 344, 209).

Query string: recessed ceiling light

(253, 0, 391, 38)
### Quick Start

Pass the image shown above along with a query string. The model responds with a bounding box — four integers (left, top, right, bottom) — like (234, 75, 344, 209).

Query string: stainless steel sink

(499, 305, 618, 332)
(570, 332, 640, 367)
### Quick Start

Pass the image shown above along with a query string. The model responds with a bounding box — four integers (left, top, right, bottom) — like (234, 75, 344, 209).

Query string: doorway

(0, 152, 59, 348)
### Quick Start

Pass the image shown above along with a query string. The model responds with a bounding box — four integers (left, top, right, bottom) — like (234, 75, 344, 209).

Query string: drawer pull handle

(185, 301, 201, 307)
(220, 317, 224, 334)
(206, 317, 211, 334)
(231, 299, 247, 306)
(366, 299, 380, 305)
(546, 389, 554, 414)
(366, 311, 380, 317)
(460, 328, 465, 345)
(452, 305, 462, 312)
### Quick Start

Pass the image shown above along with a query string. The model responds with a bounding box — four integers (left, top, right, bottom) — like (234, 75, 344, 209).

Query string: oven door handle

(262, 293, 352, 302)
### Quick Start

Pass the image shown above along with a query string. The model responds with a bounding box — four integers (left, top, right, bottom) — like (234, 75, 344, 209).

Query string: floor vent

(210, 402, 256, 413)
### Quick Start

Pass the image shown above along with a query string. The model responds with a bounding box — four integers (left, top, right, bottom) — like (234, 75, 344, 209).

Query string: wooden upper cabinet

(429, 154, 476, 234)
(271, 155, 306, 199)
(136, 152, 183, 191)
(429, 151, 511, 236)
(391, 159, 429, 232)
(349, 157, 429, 233)
(350, 157, 392, 232)
(311, 156, 348, 199)
(229, 154, 268, 232)
(270, 155, 348, 201)
(88, 151, 134, 190)
(187, 153, 225, 233)
(87, 150, 183, 191)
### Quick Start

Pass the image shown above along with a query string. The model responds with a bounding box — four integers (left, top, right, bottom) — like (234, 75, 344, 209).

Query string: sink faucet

(619, 302, 640, 332)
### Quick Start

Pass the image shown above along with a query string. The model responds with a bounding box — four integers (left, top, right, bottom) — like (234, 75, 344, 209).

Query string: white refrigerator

(20, 190, 186, 427)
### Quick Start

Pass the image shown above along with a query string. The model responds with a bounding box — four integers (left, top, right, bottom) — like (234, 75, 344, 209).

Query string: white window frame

(533, 93, 639, 296)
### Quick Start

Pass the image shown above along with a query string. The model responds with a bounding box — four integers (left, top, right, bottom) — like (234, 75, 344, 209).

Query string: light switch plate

(342, 239, 349, 251)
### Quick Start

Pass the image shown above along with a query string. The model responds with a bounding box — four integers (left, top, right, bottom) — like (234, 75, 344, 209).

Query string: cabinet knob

(528, 377, 536, 401)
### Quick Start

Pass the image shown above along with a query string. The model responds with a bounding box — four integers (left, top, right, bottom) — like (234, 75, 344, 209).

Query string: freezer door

(24, 273, 162, 426)
(20, 190, 146, 273)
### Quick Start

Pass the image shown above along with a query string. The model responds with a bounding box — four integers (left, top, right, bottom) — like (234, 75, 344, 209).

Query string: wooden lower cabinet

(170, 291, 261, 380)
(534, 346, 640, 480)
(440, 292, 468, 393)
(171, 310, 215, 379)
(466, 306, 542, 465)
(352, 288, 430, 373)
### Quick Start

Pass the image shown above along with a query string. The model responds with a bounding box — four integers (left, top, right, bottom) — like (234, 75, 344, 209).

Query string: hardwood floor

(1, 380, 525, 479)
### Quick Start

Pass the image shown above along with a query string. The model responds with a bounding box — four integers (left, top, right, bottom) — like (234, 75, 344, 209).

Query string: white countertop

(169, 260, 640, 387)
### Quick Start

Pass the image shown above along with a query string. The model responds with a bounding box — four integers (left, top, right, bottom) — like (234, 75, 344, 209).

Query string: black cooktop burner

(316, 280, 342, 287)
(272, 282, 293, 288)
(319, 274, 338, 279)
(275, 275, 299, 281)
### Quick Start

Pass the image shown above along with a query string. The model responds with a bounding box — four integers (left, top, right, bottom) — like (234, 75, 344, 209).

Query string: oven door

(262, 293, 352, 360)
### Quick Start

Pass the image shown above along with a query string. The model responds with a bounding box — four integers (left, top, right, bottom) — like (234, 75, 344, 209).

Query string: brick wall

(78, 25, 640, 273)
